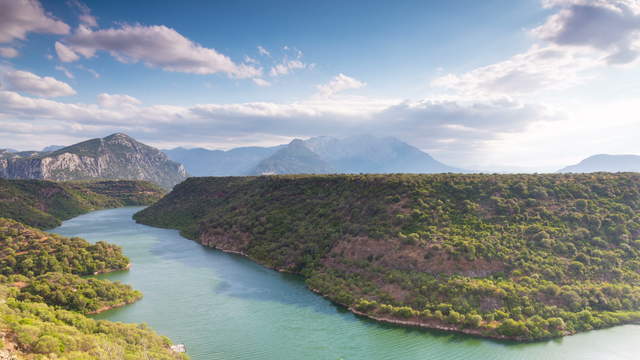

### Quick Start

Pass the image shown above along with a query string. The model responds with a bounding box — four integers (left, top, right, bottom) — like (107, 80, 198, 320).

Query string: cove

(52, 207, 639, 360)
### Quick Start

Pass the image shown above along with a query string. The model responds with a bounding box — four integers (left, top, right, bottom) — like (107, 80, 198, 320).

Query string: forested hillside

(0, 218, 186, 359)
(135, 174, 640, 340)
(0, 179, 164, 229)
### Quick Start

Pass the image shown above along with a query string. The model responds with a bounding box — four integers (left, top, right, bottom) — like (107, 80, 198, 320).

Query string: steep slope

(135, 174, 640, 341)
(164, 146, 281, 176)
(0, 133, 188, 189)
(305, 135, 462, 173)
(559, 154, 640, 173)
(0, 179, 164, 229)
(252, 139, 335, 175)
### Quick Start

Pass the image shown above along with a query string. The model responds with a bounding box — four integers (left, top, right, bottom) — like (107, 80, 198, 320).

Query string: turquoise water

(52, 207, 640, 360)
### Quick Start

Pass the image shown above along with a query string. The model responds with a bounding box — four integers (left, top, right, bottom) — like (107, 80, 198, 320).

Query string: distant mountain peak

(163, 134, 463, 176)
(558, 154, 640, 173)
(253, 138, 334, 175)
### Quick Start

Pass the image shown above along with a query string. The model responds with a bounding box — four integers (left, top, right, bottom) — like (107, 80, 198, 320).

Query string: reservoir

(52, 207, 639, 360)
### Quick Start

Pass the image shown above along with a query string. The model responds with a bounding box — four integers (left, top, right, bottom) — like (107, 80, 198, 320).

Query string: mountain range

(165, 135, 462, 176)
(0, 133, 187, 188)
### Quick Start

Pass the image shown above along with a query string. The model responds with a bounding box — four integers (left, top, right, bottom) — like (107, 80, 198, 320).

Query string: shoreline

(197, 240, 640, 343)
(87, 296, 142, 315)
(199, 243, 533, 341)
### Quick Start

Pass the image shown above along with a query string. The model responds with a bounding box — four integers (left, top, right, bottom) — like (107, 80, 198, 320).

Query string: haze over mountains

(558, 154, 640, 173)
(3, 133, 640, 187)
(0, 133, 187, 189)
(165, 135, 463, 176)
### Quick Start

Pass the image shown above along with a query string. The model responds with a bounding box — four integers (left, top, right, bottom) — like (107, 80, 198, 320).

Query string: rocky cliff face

(0, 133, 187, 188)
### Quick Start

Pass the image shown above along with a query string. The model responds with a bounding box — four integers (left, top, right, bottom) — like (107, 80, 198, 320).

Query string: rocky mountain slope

(558, 154, 640, 173)
(1, 133, 187, 189)
(0, 179, 164, 229)
(135, 174, 640, 341)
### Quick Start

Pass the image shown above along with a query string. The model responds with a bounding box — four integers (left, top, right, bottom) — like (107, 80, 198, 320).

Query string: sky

(1, 0, 640, 172)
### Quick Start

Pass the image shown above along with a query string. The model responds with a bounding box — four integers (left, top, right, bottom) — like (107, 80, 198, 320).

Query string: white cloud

(55, 41, 80, 62)
(316, 74, 366, 96)
(244, 55, 259, 64)
(533, 0, 640, 64)
(0, 0, 70, 43)
(97, 93, 141, 108)
(76, 64, 100, 78)
(59, 24, 261, 78)
(432, 0, 640, 97)
(252, 78, 271, 87)
(67, 0, 98, 27)
(2, 70, 76, 97)
(431, 45, 600, 95)
(0, 47, 19, 58)
(269, 59, 306, 77)
(257, 45, 270, 57)
(55, 65, 74, 79)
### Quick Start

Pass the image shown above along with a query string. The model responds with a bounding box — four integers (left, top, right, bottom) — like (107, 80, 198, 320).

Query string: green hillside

(0, 179, 164, 229)
(0, 216, 186, 359)
(134, 174, 640, 340)
(0, 285, 185, 360)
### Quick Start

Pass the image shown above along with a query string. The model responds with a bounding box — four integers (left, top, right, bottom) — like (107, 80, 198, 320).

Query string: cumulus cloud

(316, 74, 366, 96)
(533, 0, 640, 64)
(252, 78, 271, 87)
(97, 93, 141, 108)
(429, 0, 640, 97)
(55, 41, 79, 62)
(431, 45, 599, 95)
(58, 24, 261, 78)
(431, 0, 640, 96)
(1, 70, 76, 97)
(0, 0, 70, 43)
(0, 47, 19, 58)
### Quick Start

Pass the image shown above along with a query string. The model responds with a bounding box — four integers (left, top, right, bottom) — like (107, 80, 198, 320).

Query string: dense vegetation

(0, 285, 186, 359)
(0, 196, 187, 358)
(16, 272, 142, 314)
(0, 179, 164, 229)
(135, 174, 640, 340)
(0, 218, 129, 277)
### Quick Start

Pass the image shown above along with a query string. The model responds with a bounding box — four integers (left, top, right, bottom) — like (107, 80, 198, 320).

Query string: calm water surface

(52, 207, 640, 360)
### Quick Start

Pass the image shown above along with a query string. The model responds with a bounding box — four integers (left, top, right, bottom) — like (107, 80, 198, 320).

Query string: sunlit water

(52, 207, 640, 360)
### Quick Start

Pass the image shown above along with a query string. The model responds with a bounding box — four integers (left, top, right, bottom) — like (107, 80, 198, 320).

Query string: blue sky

(2, 0, 640, 171)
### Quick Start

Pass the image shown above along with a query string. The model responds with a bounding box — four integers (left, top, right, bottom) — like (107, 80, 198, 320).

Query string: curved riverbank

(53, 207, 640, 360)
